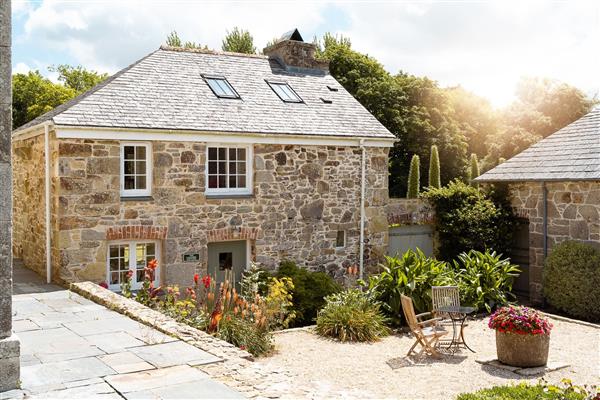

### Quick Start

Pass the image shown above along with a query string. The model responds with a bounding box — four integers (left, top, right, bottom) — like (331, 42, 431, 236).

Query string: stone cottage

(11, 30, 395, 290)
(476, 108, 600, 303)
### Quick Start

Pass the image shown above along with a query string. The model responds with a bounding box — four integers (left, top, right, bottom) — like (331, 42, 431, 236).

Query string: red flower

(147, 259, 158, 271)
(239, 345, 246, 350)
(99, 281, 108, 289)
(202, 275, 211, 289)
(127, 270, 134, 278)
(194, 273, 199, 285)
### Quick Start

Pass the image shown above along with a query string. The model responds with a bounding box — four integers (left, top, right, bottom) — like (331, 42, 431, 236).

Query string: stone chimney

(263, 29, 329, 73)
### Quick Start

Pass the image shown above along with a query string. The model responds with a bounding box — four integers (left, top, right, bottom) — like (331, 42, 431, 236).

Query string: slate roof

(15, 47, 394, 140)
(476, 107, 600, 182)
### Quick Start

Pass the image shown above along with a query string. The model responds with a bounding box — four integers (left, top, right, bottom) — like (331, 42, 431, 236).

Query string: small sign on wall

(182, 252, 200, 263)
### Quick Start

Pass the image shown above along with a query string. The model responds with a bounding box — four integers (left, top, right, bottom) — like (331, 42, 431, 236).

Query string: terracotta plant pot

(496, 331, 550, 367)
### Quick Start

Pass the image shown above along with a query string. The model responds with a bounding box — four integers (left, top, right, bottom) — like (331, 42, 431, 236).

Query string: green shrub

(362, 249, 456, 326)
(544, 241, 600, 322)
(315, 289, 390, 342)
(457, 381, 595, 400)
(429, 145, 441, 189)
(454, 250, 520, 312)
(407, 154, 420, 198)
(275, 261, 341, 327)
(216, 314, 274, 356)
(422, 180, 516, 261)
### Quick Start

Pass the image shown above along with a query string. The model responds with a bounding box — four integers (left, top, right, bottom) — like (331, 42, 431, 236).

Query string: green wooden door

(207, 240, 247, 287)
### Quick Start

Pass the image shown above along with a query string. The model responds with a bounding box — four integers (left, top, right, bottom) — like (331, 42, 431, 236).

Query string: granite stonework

(13, 131, 389, 288)
(509, 181, 600, 303)
(1, 0, 20, 391)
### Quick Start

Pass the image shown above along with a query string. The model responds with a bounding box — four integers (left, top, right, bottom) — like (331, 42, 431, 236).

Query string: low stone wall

(70, 281, 302, 398)
(387, 198, 434, 226)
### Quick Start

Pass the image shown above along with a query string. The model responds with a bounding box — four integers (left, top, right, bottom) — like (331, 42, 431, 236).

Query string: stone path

(2, 264, 242, 399)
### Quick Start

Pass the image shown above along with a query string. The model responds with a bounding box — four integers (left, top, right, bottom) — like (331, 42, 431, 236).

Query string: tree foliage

(428, 144, 441, 189)
(315, 34, 469, 197)
(407, 155, 420, 198)
(222, 27, 256, 54)
(12, 65, 106, 129)
(164, 30, 204, 49)
(469, 153, 480, 187)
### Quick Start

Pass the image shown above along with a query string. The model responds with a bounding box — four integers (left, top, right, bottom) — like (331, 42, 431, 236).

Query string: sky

(10, 0, 600, 107)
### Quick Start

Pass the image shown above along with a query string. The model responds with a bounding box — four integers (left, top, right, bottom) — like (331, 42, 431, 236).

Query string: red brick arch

(206, 227, 261, 242)
(106, 225, 168, 241)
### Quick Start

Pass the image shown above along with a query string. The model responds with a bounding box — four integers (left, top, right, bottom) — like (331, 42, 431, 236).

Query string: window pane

(136, 146, 146, 159)
(124, 146, 135, 160)
(207, 79, 226, 96)
(110, 246, 119, 258)
(136, 244, 145, 267)
(110, 272, 119, 285)
(229, 162, 236, 174)
(270, 82, 301, 102)
(229, 175, 237, 188)
(124, 176, 135, 190)
(124, 160, 134, 174)
(135, 161, 146, 175)
(109, 258, 119, 271)
(238, 162, 246, 174)
(238, 176, 246, 188)
(218, 148, 226, 160)
(237, 148, 246, 161)
(208, 175, 217, 188)
(137, 270, 145, 282)
(208, 161, 217, 174)
(119, 245, 125, 258)
(136, 176, 146, 189)
(218, 161, 226, 174)
(206, 78, 238, 98)
(229, 148, 237, 160)
(208, 147, 217, 160)
(218, 175, 226, 188)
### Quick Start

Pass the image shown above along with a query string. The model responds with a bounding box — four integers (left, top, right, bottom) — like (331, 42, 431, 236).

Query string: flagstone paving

(3, 265, 242, 399)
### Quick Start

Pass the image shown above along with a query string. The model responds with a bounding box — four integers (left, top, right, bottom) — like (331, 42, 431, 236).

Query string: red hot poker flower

(202, 275, 211, 289)
(147, 259, 158, 271)
(194, 273, 199, 285)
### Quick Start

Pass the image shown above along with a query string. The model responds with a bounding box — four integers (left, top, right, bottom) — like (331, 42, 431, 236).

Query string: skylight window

(267, 81, 303, 103)
(203, 76, 240, 99)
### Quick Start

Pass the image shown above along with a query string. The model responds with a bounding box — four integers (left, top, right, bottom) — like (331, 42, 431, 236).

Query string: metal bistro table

(437, 305, 476, 353)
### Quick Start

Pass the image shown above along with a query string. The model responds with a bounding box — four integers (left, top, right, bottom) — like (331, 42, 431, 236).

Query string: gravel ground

(257, 317, 599, 399)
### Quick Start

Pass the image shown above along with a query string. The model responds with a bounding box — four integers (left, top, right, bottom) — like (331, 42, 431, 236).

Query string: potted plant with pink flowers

(488, 305, 553, 367)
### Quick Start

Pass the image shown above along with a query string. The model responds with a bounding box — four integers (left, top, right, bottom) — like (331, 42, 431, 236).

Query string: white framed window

(206, 145, 253, 196)
(107, 241, 160, 291)
(120, 142, 152, 197)
(266, 81, 303, 103)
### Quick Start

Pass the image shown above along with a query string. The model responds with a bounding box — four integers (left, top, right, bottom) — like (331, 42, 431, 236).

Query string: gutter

(359, 139, 366, 281)
(44, 123, 51, 283)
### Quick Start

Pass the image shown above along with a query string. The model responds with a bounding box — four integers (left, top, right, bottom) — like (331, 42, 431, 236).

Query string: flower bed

(488, 306, 553, 335)
(121, 261, 295, 357)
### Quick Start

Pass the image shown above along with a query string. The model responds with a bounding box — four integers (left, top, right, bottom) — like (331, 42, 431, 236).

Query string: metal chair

(431, 286, 461, 320)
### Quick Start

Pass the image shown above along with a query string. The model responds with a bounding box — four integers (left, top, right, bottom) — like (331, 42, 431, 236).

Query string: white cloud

(14, 0, 600, 106)
(12, 62, 31, 74)
(19, 0, 328, 73)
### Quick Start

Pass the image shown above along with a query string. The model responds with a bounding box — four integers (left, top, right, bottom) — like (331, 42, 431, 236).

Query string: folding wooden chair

(401, 294, 447, 358)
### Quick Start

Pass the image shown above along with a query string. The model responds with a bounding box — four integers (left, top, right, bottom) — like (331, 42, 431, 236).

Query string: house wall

(53, 138, 389, 288)
(12, 131, 48, 277)
(509, 181, 600, 303)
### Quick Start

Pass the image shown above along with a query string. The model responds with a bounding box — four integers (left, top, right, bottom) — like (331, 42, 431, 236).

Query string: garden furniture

(436, 305, 476, 353)
(401, 294, 447, 358)
(431, 285, 461, 320)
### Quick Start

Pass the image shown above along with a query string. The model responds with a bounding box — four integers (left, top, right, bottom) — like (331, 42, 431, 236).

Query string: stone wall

(45, 138, 389, 287)
(12, 131, 49, 277)
(509, 181, 600, 302)
(387, 198, 434, 225)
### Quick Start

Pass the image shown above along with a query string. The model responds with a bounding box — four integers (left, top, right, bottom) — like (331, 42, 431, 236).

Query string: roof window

(203, 76, 240, 99)
(267, 81, 303, 103)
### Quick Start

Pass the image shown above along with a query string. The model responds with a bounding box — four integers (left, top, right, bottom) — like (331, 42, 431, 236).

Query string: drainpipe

(542, 181, 548, 259)
(359, 139, 366, 281)
(44, 123, 51, 283)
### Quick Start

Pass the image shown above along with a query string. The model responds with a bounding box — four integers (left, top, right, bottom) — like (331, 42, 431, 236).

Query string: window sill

(120, 196, 154, 202)
(205, 193, 254, 200)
